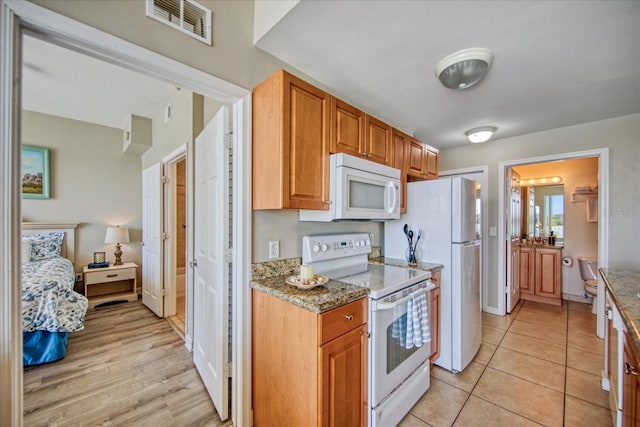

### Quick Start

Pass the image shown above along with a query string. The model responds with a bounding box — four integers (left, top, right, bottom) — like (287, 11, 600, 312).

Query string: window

(146, 0, 212, 45)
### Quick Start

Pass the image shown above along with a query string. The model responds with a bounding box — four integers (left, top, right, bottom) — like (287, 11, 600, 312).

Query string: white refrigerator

(385, 177, 482, 372)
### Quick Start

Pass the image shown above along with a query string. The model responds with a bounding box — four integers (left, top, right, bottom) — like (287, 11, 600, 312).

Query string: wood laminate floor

(23, 300, 229, 427)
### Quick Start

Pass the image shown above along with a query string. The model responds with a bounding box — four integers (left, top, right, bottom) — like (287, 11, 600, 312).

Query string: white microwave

(300, 153, 401, 222)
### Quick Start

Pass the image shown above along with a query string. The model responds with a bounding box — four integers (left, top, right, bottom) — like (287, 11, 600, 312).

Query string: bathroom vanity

(519, 244, 563, 305)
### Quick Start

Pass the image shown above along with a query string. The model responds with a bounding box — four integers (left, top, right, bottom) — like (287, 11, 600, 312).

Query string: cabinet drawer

(85, 268, 135, 285)
(318, 298, 367, 345)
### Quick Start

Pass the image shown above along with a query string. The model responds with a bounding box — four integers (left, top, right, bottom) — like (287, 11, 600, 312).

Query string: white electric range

(303, 233, 435, 427)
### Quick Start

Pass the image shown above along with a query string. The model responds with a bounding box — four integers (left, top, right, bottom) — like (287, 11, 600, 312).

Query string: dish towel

(392, 303, 407, 347)
(405, 289, 430, 349)
(586, 198, 598, 223)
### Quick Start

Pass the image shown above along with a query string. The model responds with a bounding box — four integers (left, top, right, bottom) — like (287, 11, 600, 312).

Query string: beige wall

(21, 111, 143, 282)
(31, 0, 288, 91)
(439, 114, 640, 312)
(514, 157, 599, 298)
(142, 89, 196, 169)
(253, 211, 382, 263)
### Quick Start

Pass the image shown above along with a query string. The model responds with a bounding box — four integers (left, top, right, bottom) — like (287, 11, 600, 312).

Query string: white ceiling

(255, 0, 640, 150)
(22, 35, 178, 130)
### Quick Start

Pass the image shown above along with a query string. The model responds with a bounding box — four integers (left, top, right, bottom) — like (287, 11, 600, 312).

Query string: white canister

(300, 264, 314, 280)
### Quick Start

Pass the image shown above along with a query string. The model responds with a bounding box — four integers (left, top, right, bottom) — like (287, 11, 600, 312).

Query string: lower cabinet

(252, 290, 368, 426)
(518, 245, 562, 305)
(623, 330, 640, 426)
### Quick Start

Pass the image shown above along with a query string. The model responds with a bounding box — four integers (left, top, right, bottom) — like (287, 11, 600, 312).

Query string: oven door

(370, 290, 432, 406)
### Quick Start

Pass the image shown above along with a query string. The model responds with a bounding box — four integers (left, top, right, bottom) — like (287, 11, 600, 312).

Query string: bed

(21, 222, 88, 366)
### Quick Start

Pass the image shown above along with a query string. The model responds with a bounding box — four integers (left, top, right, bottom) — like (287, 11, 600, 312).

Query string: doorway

(165, 150, 188, 337)
(498, 149, 609, 338)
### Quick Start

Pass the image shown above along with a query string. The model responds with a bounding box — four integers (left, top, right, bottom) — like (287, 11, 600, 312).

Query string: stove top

(303, 233, 431, 299)
(323, 263, 430, 299)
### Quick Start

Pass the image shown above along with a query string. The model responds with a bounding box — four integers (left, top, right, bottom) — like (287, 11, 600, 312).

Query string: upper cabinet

(253, 70, 437, 211)
(253, 70, 330, 210)
(363, 114, 392, 166)
(392, 129, 409, 214)
(407, 138, 439, 180)
(330, 98, 392, 166)
(329, 97, 365, 158)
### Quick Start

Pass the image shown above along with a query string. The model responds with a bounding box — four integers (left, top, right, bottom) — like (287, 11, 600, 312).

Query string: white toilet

(578, 257, 598, 314)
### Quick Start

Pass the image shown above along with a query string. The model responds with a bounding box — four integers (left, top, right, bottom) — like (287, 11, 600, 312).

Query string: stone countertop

(600, 268, 640, 350)
(518, 242, 564, 249)
(250, 275, 369, 314)
(369, 256, 444, 273)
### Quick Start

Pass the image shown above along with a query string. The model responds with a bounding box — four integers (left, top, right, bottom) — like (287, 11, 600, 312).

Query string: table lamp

(104, 225, 130, 265)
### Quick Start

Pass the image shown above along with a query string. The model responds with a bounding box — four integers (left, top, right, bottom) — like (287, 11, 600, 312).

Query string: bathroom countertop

(600, 268, 640, 350)
(518, 242, 564, 249)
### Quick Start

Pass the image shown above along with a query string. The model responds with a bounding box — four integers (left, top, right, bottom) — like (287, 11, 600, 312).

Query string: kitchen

(248, 2, 638, 425)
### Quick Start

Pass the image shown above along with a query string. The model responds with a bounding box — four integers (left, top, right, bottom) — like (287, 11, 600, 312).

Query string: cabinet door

(319, 324, 368, 427)
(330, 97, 364, 158)
(519, 247, 535, 295)
(364, 115, 392, 165)
(284, 72, 330, 210)
(407, 138, 426, 179)
(623, 331, 640, 426)
(534, 248, 562, 299)
(425, 148, 438, 179)
(429, 287, 441, 361)
(392, 129, 408, 214)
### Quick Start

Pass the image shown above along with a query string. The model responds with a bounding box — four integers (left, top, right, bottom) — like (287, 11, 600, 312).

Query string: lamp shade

(104, 226, 130, 244)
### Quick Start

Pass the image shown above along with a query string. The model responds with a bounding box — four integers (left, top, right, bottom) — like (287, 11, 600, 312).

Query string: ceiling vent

(146, 0, 212, 45)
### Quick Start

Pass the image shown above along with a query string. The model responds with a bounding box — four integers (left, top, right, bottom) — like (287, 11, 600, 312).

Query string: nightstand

(83, 262, 138, 308)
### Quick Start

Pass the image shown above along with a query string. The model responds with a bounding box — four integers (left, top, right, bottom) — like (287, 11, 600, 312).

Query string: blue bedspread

(22, 258, 88, 333)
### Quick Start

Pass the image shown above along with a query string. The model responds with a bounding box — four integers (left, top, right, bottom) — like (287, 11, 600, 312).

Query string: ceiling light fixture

(522, 176, 563, 186)
(465, 126, 497, 143)
(435, 47, 494, 89)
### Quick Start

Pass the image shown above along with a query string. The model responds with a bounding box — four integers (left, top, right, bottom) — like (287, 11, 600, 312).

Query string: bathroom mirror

(523, 184, 564, 242)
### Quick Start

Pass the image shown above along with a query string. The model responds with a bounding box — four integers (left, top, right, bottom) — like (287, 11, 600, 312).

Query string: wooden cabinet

(407, 138, 439, 180)
(429, 269, 441, 362)
(252, 291, 368, 426)
(623, 330, 640, 427)
(330, 97, 365, 158)
(329, 99, 392, 166)
(252, 70, 330, 210)
(519, 246, 535, 295)
(363, 114, 392, 166)
(391, 129, 409, 214)
(83, 262, 138, 309)
(534, 247, 562, 301)
(518, 246, 562, 305)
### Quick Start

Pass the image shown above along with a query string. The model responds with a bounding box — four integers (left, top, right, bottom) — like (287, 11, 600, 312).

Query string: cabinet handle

(625, 362, 640, 376)
(360, 152, 368, 157)
(344, 314, 354, 321)
(106, 274, 118, 278)
(361, 331, 371, 338)
(323, 200, 332, 205)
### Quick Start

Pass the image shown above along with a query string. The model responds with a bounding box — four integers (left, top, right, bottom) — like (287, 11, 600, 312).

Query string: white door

(192, 106, 230, 420)
(506, 168, 520, 313)
(142, 163, 164, 317)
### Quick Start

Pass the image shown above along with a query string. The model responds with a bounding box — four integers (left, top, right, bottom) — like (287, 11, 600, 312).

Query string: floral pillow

(25, 231, 64, 261)
(21, 238, 32, 264)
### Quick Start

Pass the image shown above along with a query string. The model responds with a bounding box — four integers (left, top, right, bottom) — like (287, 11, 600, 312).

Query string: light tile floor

(399, 299, 612, 427)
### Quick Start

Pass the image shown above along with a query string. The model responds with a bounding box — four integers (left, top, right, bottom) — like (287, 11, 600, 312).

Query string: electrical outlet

(268, 240, 280, 259)
(75, 273, 83, 283)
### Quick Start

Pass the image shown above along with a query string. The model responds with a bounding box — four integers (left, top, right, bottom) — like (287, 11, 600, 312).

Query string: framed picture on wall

(21, 145, 50, 199)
